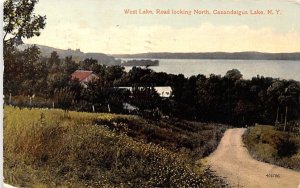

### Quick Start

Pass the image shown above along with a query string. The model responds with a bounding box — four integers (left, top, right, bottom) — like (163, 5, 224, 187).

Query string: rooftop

(71, 70, 94, 82)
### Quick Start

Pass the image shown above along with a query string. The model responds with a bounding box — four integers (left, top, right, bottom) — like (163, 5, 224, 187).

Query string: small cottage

(71, 70, 99, 87)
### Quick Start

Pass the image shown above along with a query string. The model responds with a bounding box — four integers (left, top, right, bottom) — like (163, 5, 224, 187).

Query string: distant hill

(18, 44, 121, 65)
(113, 52, 300, 60)
(18, 44, 300, 63)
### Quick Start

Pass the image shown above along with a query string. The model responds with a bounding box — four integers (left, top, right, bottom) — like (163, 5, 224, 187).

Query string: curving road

(206, 128, 300, 188)
(4, 128, 300, 188)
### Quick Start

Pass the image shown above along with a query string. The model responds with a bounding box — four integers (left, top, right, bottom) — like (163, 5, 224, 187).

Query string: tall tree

(4, 0, 46, 95)
(62, 56, 79, 75)
(3, 0, 46, 46)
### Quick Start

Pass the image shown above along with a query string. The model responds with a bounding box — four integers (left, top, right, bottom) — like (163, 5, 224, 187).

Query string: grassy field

(4, 106, 228, 187)
(243, 125, 300, 171)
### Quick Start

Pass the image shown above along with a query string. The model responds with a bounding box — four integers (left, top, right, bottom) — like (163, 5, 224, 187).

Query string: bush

(243, 125, 300, 171)
(277, 139, 298, 157)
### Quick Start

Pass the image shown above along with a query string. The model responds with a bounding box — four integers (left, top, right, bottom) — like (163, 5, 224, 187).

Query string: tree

(20, 45, 43, 95)
(62, 56, 79, 75)
(234, 100, 256, 125)
(80, 78, 128, 113)
(4, 0, 46, 95)
(79, 58, 98, 71)
(225, 69, 243, 80)
(4, 44, 46, 95)
(124, 67, 153, 86)
(196, 74, 224, 122)
(104, 66, 125, 86)
(53, 87, 75, 114)
(131, 86, 161, 109)
(3, 0, 46, 46)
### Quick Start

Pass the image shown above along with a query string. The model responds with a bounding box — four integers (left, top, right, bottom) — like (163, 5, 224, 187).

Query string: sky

(24, 0, 300, 54)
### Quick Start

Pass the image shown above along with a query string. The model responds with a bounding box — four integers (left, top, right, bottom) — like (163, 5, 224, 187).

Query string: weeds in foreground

(4, 106, 228, 187)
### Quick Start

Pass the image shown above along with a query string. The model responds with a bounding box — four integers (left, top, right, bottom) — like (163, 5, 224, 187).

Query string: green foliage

(4, 106, 228, 187)
(94, 117, 228, 159)
(79, 58, 98, 71)
(3, 0, 46, 46)
(4, 45, 48, 95)
(130, 86, 161, 111)
(53, 87, 76, 112)
(3, 0, 47, 96)
(225, 69, 243, 80)
(243, 125, 300, 171)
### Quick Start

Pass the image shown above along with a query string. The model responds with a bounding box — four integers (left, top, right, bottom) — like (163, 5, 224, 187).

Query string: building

(154, 86, 172, 98)
(117, 86, 172, 98)
(71, 70, 99, 87)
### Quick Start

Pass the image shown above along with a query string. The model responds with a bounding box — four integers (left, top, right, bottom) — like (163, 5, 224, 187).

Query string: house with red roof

(71, 70, 99, 87)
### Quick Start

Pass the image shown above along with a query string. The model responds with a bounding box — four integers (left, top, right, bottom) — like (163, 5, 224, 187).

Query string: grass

(243, 125, 300, 171)
(94, 117, 227, 160)
(4, 106, 228, 187)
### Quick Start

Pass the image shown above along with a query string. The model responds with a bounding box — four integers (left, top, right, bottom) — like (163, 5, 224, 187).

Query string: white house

(116, 86, 172, 98)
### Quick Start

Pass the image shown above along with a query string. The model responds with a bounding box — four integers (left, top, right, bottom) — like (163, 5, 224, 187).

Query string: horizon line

(23, 43, 300, 55)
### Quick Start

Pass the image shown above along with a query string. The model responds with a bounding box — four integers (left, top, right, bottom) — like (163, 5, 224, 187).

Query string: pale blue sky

(25, 0, 300, 53)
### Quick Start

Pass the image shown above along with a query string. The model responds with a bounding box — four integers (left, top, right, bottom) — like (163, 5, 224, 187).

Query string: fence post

(108, 104, 111, 113)
(92, 105, 95, 112)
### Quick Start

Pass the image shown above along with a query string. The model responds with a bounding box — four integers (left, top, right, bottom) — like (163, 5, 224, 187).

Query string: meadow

(243, 125, 300, 171)
(4, 106, 228, 187)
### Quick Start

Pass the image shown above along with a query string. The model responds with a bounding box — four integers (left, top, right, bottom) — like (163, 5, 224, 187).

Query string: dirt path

(205, 128, 300, 188)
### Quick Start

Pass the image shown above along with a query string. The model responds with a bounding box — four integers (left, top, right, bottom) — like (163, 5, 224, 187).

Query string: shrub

(276, 139, 298, 157)
(243, 125, 300, 171)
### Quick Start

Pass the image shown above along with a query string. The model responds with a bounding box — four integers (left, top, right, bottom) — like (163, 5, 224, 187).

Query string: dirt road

(205, 128, 300, 188)
(3, 183, 17, 188)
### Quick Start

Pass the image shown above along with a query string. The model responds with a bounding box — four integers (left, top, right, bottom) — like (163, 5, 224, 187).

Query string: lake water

(123, 59, 300, 81)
